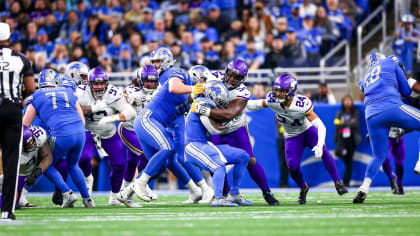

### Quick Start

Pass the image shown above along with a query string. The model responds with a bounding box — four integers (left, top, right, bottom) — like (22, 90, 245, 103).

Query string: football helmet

(88, 67, 109, 98)
(136, 64, 159, 94)
(272, 73, 297, 103)
(38, 69, 59, 88)
(223, 59, 248, 89)
(150, 47, 175, 74)
(204, 80, 230, 108)
(188, 65, 211, 85)
(65, 61, 89, 85)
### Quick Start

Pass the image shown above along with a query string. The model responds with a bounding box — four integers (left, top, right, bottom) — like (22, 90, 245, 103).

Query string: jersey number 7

(45, 92, 70, 109)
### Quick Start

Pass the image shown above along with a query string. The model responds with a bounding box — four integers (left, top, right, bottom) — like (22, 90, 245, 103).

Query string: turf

(1, 190, 420, 236)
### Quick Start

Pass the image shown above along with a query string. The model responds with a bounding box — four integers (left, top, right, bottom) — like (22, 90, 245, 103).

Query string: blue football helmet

(39, 69, 59, 88)
(204, 80, 230, 108)
(195, 97, 216, 109)
(150, 47, 176, 74)
(58, 74, 77, 91)
(65, 61, 89, 85)
(188, 65, 211, 85)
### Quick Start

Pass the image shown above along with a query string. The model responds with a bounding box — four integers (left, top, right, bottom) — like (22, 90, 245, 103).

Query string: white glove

(98, 115, 119, 125)
(91, 133, 108, 159)
(191, 100, 211, 116)
(91, 100, 107, 113)
(312, 145, 323, 159)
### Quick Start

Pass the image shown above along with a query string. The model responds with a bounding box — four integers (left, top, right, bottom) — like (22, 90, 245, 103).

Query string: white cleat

(109, 192, 123, 206)
(85, 174, 94, 196)
(61, 190, 77, 208)
(82, 198, 96, 207)
(183, 188, 202, 204)
(133, 182, 152, 202)
(116, 191, 142, 208)
(198, 187, 214, 204)
(414, 160, 420, 175)
(146, 185, 158, 200)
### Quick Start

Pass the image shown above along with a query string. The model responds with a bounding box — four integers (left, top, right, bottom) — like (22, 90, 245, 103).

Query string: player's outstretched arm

(307, 111, 326, 159)
(99, 98, 136, 125)
(23, 104, 37, 127)
(247, 99, 268, 111)
(208, 99, 247, 121)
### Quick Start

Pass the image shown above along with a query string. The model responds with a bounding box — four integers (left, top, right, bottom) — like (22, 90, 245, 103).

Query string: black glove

(366, 133, 370, 143)
(25, 167, 42, 187)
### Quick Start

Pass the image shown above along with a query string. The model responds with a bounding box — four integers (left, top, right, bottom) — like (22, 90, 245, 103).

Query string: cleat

(116, 192, 142, 208)
(85, 174, 94, 196)
(146, 185, 158, 200)
(1, 211, 16, 220)
(397, 184, 405, 195)
(61, 191, 77, 208)
(109, 192, 123, 206)
(353, 191, 367, 204)
(414, 160, 420, 175)
(21, 203, 36, 208)
(132, 182, 151, 202)
(82, 198, 96, 207)
(52, 188, 63, 206)
(335, 181, 349, 195)
(226, 193, 252, 206)
(298, 183, 309, 205)
(263, 191, 279, 205)
(210, 198, 238, 207)
(390, 178, 398, 195)
(183, 188, 202, 204)
(198, 187, 214, 204)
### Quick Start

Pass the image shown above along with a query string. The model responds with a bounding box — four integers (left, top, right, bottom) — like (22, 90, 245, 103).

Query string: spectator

(263, 36, 286, 69)
(188, 8, 204, 28)
(70, 45, 84, 62)
(220, 40, 236, 69)
(251, 83, 266, 99)
(86, 36, 100, 67)
(5, 17, 23, 43)
(54, 0, 67, 24)
(192, 18, 219, 44)
(34, 51, 48, 74)
(22, 0, 34, 14)
(34, 28, 55, 58)
(137, 8, 154, 36)
(181, 31, 201, 64)
(107, 33, 124, 59)
(118, 44, 133, 72)
(206, 4, 230, 36)
(314, 6, 340, 55)
(49, 40, 69, 69)
(239, 38, 265, 70)
(393, 14, 418, 73)
(67, 31, 83, 56)
(128, 33, 147, 65)
(199, 38, 221, 69)
(174, 0, 190, 27)
(150, 18, 166, 42)
(243, 17, 265, 51)
(297, 15, 322, 67)
(338, 0, 358, 25)
(75, 0, 90, 25)
(288, 3, 302, 31)
(254, 1, 274, 37)
(212, 0, 237, 24)
(10, 41, 22, 52)
(124, 0, 144, 24)
(299, 0, 318, 17)
(326, 0, 353, 41)
(21, 22, 38, 52)
(100, 53, 119, 73)
(30, 0, 49, 26)
(145, 33, 160, 55)
(171, 40, 192, 70)
(334, 95, 361, 187)
(82, 14, 101, 46)
(283, 27, 306, 67)
(59, 10, 82, 41)
(272, 17, 288, 41)
(164, 10, 177, 33)
(102, 14, 123, 44)
(221, 19, 242, 42)
(44, 14, 60, 40)
(163, 31, 177, 47)
(264, 32, 275, 53)
(311, 81, 336, 104)
(90, 42, 107, 67)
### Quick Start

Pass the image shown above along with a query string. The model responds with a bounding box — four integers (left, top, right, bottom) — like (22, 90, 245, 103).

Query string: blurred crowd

(1, 0, 373, 74)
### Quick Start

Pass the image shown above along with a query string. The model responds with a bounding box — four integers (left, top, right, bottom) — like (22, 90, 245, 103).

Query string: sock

(212, 167, 226, 198)
(69, 165, 90, 198)
(137, 153, 149, 173)
(135, 173, 151, 186)
(121, 180, 132, 190)
(321, 145, 341, 182)
(247, 162, 270, 192)
(381, 157, 394, 181)
(395, 164, 404, 186)
(122, 183, 135, 198)
(359, 177, 372, 193)
(196, 179, 210, 192)
(185, 179, 200, 193)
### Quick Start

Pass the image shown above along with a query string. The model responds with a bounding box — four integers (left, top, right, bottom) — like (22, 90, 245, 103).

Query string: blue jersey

(360, 56, 412, 119)
(185, 111, 210, 143)
(147, 68, 192, 125)
(159, 67, 177, 85)
(27, 87, 85, 136)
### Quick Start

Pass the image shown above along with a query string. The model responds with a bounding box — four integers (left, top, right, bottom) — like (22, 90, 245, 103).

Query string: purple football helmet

(22, 126, 36, 152)
(223, 59, 248, 89)
(136, 64, 159, 93)
(88, 67, 109, 98)
(273, 73, 298, 102)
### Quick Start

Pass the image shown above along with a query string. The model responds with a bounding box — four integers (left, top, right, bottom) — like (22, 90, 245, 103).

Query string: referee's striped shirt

(0, 46, 33, 103)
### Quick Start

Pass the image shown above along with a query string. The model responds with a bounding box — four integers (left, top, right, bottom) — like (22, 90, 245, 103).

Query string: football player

(191, 59, 279, 205)
(246, 73, 348, 204)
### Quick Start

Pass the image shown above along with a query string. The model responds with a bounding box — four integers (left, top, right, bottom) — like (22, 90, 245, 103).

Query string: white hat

(0, 22, 11, 41)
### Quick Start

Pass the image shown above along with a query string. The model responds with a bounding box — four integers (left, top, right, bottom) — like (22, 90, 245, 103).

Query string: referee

(0, 22, 35, 220)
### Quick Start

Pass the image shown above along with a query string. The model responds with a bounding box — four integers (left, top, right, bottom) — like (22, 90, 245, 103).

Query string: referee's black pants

(0, 100, 22, 214)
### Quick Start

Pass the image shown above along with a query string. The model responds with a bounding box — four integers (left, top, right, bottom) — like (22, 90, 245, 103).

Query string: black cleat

(298, 183, 309, 205)
(390, 178, 398, 195)
(335, 181, 349, 195)
(353, 191, 367, 204)
(263, 191, 279, 205)
(1, 211, 16, 220)
(52, 188, 63, 206)
(397, 184, 405, 195)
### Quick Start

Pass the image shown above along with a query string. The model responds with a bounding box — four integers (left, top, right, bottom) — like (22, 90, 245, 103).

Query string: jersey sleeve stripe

(305, 105, 314, 115)
(234, 96, 249, 100)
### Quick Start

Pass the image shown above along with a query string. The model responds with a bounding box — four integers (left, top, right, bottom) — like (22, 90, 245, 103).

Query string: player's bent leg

(382, 154, 398, 194)
(391, 138, 405, 194)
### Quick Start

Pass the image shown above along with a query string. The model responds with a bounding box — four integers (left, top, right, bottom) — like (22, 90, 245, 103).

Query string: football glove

(25, 167, 42, 187)
(191, 100, 211, 116)
(99, 115, 119, 125)
(312, 145, 323, 159)
(191, 83, 205, 99)
(91, 100, 107, 113)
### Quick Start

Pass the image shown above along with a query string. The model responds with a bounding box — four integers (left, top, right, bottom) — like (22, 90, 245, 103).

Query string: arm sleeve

(247, 99, 265, 111)
(200, 116, 224, 135)
(396, 65, 412, 98)
(110, 98, 136, 121)
(311, 118, 326, 147)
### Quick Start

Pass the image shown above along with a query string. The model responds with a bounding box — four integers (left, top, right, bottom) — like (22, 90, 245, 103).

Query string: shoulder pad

(30, 126, 47, 147)
(104, 84, 123, 104)
(232, 84, 251, 100)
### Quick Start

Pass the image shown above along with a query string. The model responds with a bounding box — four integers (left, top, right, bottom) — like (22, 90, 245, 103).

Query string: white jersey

(222, 83, 251, 133)
(121, 85, 156, 131)
(20, 126, 47, 176)
(76, 84, 124, 139)
(265, 93, 314, 138)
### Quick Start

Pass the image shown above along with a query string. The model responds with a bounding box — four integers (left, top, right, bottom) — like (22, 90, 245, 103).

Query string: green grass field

(1, 189, 420, 236)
